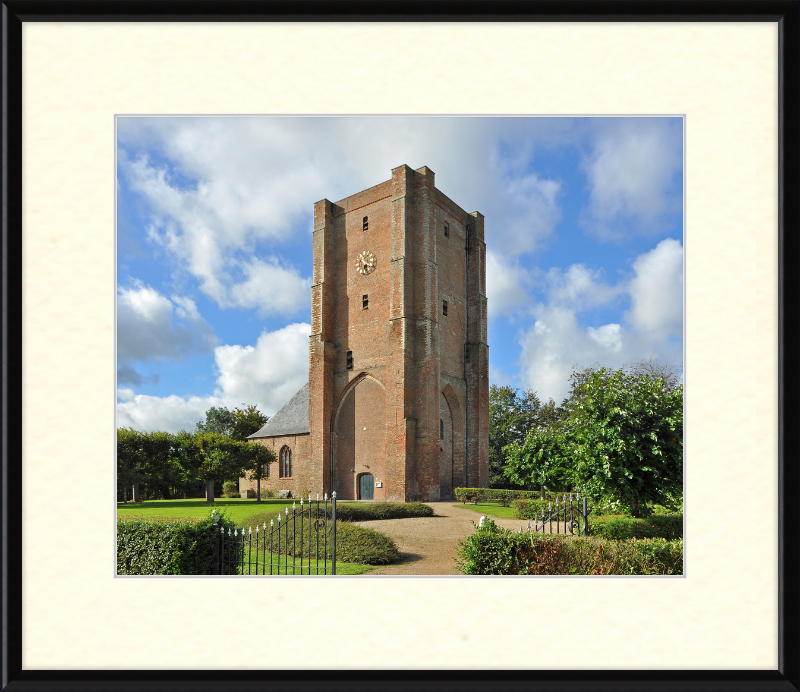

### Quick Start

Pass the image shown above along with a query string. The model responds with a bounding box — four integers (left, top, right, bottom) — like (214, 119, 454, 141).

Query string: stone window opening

(363, 216, 369, 232)
(362, 294, 369, 309)
(346, 350, 353, 370)
(279, 445, 292, 478)
(442, 299, 448, 316)
(444, 222, 449, 238)
(440, 419, 444, 439)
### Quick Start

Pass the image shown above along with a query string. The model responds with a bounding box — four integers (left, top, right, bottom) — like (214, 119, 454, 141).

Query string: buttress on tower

(244, 165, 488, 502)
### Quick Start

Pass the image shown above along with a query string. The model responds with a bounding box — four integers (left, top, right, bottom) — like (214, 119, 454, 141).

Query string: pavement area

(354, 502, 574, 575)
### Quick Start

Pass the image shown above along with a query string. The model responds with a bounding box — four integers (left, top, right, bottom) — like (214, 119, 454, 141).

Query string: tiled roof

(248, 382, 309, 438)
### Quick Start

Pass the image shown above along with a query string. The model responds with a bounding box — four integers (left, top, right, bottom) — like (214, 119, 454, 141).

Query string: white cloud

(117, 283, 217, 383)
(627, 238, 683, 341)
(213, 322, 311, 413)
(118, 117, 570, 313)
(588, 323, 623, 353)
(545, 264, 621, 311)
(486, 252, 533, 319)
(228, 258, 310, 315)
(581, 118, 682, 239)
(516, 240, 683, 402)
(117, 393, 228, 435)
(116, 323, 311, 433)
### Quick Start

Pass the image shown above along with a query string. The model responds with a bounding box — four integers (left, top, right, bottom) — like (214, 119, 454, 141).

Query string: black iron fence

(213, 492, 337, 575)
(519, 493, 592, 536)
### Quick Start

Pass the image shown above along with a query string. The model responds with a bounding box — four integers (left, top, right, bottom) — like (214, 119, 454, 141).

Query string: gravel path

(355, 502, 572, 575)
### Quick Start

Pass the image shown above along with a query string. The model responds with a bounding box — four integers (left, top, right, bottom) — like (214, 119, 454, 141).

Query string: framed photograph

(2, 2, 796, 690)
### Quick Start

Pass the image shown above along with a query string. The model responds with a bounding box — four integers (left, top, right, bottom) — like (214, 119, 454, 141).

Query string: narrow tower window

(363, 216, 369, 232)
(362, 294, 369, 309)
(440, 419, 444, 439)
(442, 300, 448, 316)
(346, 350, 353, 370)
(444, 223, 449, 238)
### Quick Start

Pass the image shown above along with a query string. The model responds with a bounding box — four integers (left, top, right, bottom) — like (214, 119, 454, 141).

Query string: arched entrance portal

(440, 392, 454, 499)
(358, 473, 375, 500)
(333, 375, 386, 500)
(440, 385, 465, 499)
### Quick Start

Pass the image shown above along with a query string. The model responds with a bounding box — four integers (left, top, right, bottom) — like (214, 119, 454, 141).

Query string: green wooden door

(359, 474, 374, 500)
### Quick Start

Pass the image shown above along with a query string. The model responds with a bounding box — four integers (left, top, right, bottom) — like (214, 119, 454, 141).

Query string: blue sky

(116, 116, 684, 433)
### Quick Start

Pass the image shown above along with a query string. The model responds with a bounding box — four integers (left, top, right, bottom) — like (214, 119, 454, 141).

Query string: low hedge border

(589, 514, 683, 540)
(335, 502, 434, 522)
(243, 511, 402, 565)
(455, 487, 569, 506)
(456, 519, 683, 575)
(117, 514, 237, 575)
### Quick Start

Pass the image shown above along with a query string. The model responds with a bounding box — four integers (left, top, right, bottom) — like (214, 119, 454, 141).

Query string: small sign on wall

(375, 481, 382, 488)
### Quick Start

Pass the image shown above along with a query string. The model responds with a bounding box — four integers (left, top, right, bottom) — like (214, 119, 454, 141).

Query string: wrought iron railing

(214, 492, 337, 575)
(519, 493, 592, 536)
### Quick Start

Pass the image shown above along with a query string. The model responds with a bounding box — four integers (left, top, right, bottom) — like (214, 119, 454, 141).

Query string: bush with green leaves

(222, 480, 240, 498)
(335, 502, 434, 521)
(117, 512, 238, 575)
(589, 514, 683, 540)
(456, 518, 682, 575)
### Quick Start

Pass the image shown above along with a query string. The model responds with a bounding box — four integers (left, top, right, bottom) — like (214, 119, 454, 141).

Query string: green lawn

(117, 498, 315, 526)
(117, 498, 376, 574)
(453, 502, 519, 520)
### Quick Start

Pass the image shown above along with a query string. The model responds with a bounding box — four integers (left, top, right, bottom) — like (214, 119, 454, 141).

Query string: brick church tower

(308, 165, 489, 502)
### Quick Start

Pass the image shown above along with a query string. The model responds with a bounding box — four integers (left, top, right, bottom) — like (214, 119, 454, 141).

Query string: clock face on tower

(355, 250, 376, 276)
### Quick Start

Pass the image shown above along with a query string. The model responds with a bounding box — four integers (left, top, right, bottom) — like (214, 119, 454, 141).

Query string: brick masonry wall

(305, 165, 488, 501)
(238, 434, 315, 498)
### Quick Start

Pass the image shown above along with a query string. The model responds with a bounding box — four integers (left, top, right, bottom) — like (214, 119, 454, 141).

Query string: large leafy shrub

(117, 513, 237, 575)
(456, 518, 682, 575)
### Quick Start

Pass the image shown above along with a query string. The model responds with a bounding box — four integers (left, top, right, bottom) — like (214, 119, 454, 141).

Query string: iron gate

(213, 492, 337, 575)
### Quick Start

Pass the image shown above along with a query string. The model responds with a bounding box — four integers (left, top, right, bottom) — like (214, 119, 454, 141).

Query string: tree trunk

(132, 482, 141, 503)
(540, 485, 545, 500)
(630, 496, 640, 517)
(205, 479, 215, 502)
(257, 477, 261, 502)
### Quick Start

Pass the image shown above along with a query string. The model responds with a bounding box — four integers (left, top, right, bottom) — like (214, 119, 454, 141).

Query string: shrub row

(117, 514, 238, 575)
(335, 501, 434, 522)
(243, 511, 402, 565)
(455, 487, 569, 506)
(512, 498, 581, 520)
(456, 519, 683, 575)
(589, 514, 683, 540)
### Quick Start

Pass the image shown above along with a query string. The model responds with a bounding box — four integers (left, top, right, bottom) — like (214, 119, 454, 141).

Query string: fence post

(582, 497, 588, 536)
(212, 526, 219, 575)
(331, 491, 337, 575)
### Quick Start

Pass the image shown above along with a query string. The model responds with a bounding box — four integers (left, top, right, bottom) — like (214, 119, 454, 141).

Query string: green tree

(195, 406, 236, 436)
(503, 426, 573, 497)
(239, 442, 277, 502)
(489, 385, 563, 488)
(568, 367, 683, 517)
(117, 427, 147, 502)
(192, 433, 247, 502)
(230, 404, 268, 441)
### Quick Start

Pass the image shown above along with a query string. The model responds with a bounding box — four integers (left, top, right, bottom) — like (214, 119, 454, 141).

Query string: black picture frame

(2, 2, 798, 690)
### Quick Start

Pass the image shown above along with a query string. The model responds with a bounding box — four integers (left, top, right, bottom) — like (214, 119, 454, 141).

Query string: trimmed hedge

(513, 498, 564, 519)
(335, 502, 434, 522)
(456, 519, 683, 575)
(455, 487, 569, 506)
(117, 514, 238, 575)
(243, 511, 402, 565)
(589, 514, 683, 540)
